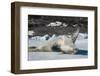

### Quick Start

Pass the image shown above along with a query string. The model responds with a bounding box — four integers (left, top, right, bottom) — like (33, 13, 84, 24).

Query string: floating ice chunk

(31, 36, 41, 40)
(28, 30, 35, 36)
(63, 23, 68, 27)
(48, 34, 56, 40)
(41, 34, 49, 40)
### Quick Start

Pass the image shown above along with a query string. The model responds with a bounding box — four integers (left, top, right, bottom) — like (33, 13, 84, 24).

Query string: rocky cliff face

(28, 15, 88, 36)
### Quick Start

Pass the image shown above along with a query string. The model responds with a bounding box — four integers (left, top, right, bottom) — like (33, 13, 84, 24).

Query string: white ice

(28, 33, 88, 60)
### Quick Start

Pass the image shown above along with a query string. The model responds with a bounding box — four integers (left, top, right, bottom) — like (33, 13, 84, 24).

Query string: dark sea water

(52, 46, 88, 55)
(76, 50, 88, 55)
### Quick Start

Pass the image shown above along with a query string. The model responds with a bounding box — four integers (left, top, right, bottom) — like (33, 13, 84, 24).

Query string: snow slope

(28, 33, 88, 60)
(28, 52, 88, 60)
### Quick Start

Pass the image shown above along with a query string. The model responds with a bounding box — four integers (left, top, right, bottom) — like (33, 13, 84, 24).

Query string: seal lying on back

(29, 24, 80, 54)
(30, 35, 77, 54)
